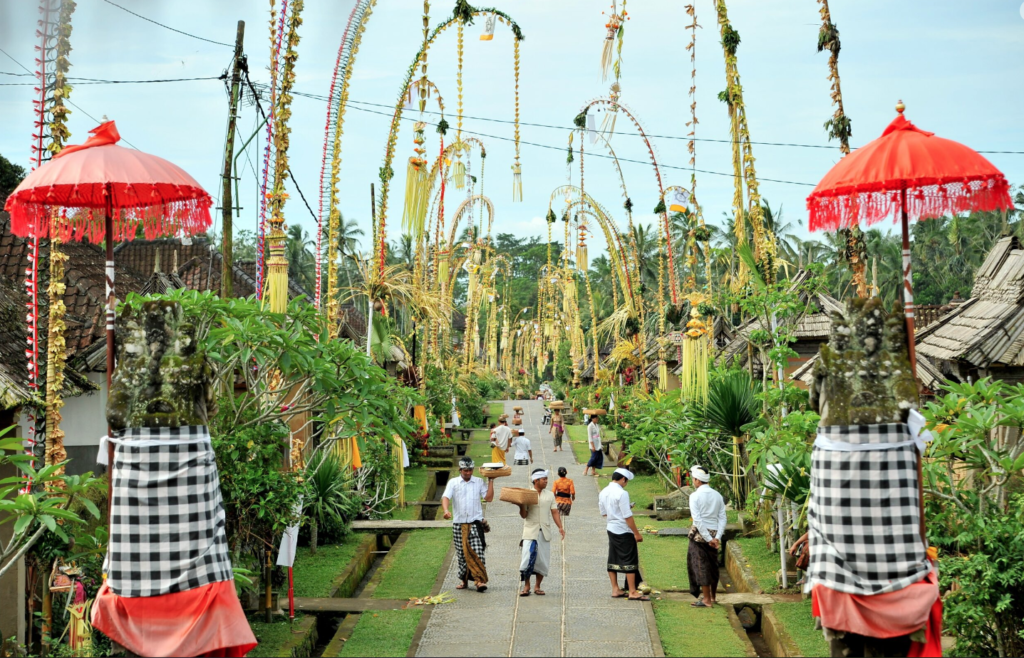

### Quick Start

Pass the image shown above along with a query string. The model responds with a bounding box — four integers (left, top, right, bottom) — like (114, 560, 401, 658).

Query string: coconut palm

(287, 224, 317, 294)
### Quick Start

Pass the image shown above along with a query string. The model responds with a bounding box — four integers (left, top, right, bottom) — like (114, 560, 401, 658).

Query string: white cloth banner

(277, 497, 304, 568)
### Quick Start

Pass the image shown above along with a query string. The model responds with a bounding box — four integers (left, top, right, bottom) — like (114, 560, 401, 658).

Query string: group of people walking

(442, 413, 729, 607)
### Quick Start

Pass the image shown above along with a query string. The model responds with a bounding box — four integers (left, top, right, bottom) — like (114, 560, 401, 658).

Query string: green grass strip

(372, 529, 450, 599)
(488, 402, 505, 417)
(640, 536, 691, 592)
(289, 536, 365, 598)
(336, 609, 424, 658)
(733, 537, 789, 594)
(652, 599, 749, 657)
(248, 614, 305, 658)
(771, 600, 829, 657)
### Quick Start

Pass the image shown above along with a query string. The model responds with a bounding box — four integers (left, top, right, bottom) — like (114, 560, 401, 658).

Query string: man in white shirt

(511, 429, 532, 466)
(442, 457, 495, 592)
(598, 468, 646, 600)
(492, 418, 513, 466)
(687, 465, 727, 607)
(517, 469, 565, 597)
(583, 415, 604, 476)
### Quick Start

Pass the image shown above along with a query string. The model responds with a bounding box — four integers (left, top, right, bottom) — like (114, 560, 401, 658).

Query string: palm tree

(627, 223, 659, 296)
(322, 214, 364, 296)
(286, 224, 316, 294)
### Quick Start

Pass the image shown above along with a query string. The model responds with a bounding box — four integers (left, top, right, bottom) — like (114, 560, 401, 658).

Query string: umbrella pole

(901, 189, 918, 377)
(105, 187, 115, 511)
(902, 188, 928, 546)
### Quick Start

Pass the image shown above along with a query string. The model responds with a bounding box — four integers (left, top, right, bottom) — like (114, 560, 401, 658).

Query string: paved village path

(415, 400, 660, 657)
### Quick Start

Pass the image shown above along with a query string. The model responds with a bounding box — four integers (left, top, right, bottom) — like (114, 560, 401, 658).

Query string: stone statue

(809, 296, 918, 425)
(106, 300, 215, 431)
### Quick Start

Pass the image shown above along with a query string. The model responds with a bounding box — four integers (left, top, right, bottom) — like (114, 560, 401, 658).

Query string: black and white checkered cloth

(807, 423, 931, 596)
(105, 426, 234, 598)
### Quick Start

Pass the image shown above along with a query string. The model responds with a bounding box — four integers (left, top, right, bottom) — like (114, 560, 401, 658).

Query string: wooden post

(221, 20, 245, 298)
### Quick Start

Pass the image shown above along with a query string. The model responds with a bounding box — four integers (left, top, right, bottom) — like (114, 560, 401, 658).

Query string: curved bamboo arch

(576, 98, 678, 304)
(318, 0, 377, 319)
(448, 194, 495, 248)
(374, 7, 524, 276)
(547, 185, 635, 312)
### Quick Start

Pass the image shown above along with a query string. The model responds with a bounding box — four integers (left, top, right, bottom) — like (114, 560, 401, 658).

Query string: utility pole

(221, 20, 245, 298)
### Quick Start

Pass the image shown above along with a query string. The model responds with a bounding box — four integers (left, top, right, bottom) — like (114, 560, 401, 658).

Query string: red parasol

(3, 120, 212, 389)
(806, 102, 1013, 374)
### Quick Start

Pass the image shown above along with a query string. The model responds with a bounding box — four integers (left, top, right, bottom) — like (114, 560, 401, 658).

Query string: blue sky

(2, 0, 1023, 259)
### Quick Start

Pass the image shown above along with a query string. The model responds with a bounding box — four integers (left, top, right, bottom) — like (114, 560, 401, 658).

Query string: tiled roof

(0, 212, 149, 358)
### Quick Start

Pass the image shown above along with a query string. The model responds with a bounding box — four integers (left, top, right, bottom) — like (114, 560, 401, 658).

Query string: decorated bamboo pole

(43, 0, 76, 474)
(321, 1, 377, 334)
(816, 0, 866, 298)
(715, 0, 775, 283)
(266, 0, 304, 313)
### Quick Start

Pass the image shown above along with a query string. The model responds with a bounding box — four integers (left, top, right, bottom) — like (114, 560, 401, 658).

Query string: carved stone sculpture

(106, 300, 214, 431)
(809, 296, 919, 425)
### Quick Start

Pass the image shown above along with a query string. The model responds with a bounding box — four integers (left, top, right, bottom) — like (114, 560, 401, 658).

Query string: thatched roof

(917, 236, 1024, 368)
(791, 351, 947, 394)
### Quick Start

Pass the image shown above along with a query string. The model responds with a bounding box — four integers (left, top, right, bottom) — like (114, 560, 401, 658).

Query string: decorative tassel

(599, 107, 618, 142)
(438, 252, 450, 291)
(578, 244, 588, 272)
(512, 163, 523, 202)
(451, 158, 466, 189)
(658, 361, 668, 391)
(680, 309, 709, 404)
(468, 270, 477, 302)
(402, 158, 429, 238)
(267, 238, 290, 314)
(601, 12, 622, 80)
(402, 122, 430, 239)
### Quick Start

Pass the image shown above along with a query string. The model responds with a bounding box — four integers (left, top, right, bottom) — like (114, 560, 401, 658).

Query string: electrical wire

(0, 45, 139, 149)
(99, 0, 233, 48)
(0, 75, 225, 86)
(289, 90, 819, 187)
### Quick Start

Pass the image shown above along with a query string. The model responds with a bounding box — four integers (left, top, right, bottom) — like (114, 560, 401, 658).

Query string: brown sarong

(687, 527, 719, 597)
(454, 522, 488, 584)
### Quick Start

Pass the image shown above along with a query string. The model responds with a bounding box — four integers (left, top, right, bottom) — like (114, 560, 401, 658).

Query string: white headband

(690, 465, 710, 482)
(531, 470, 549, 482)
(614, 468, 634, 481)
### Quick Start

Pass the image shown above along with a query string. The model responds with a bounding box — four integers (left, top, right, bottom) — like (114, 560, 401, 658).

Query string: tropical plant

(0, 427, 106, 580)
(304, 450, 360, 554)
(706, 369, 758, 506)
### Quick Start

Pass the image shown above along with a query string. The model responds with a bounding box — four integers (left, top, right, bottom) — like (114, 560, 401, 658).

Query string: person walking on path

(584, 415, 604, 476)
(550, 409, 565, 452)
(599, 468, 647, 601)
(552, 466, 575, 518)
(687, 465, 726, 607)
(518, 469, 565, 596)
(511, 429, 533, 466)
(442, 457, 495, 592)
(492, 418, 513, 466)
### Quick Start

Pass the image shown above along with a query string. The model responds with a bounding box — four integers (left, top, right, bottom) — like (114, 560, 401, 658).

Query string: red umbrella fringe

(7, 195, 212, 243)
(806, 175, 1012, 232)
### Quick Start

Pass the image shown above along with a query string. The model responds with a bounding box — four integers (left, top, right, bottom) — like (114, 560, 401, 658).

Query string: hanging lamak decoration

(481, 13, 496, 40)
(511, 37, 523, 202)
(402, 122, 430, 240)
(681, 308, 709, 405)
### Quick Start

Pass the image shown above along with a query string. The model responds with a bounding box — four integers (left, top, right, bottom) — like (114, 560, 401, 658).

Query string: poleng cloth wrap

(103, 426, 233, 597)
(807, 424, 931, 596)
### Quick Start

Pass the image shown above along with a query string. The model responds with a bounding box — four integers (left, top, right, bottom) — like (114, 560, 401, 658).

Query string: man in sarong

(598, 468, 647, 600)
(492, 418, 513, 466)
(687, 465, 727, 607)
(584, 415, 604, 476)
(518, 469, 565, 596)
(442, 457, 495, 592)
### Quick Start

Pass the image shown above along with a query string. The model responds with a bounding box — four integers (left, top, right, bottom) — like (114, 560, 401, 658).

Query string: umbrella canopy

(807, 105, 1013, 232)
(3, 121, 212, 242)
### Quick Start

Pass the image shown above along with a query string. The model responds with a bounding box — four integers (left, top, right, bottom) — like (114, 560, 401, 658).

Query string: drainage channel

(309, 533, 397, 658)
(719, 570, 774, 658)
(418, 469, 451, 521)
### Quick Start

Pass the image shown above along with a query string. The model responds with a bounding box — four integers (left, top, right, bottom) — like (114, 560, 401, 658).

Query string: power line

(0, 45, 138, 150)
(0, 75, 224, 86)
(290, 90, 819, 187)
(100, 0, 233, 48)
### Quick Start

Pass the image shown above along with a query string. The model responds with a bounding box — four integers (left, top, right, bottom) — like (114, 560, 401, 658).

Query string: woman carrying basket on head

(549, 408, 565, 452)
